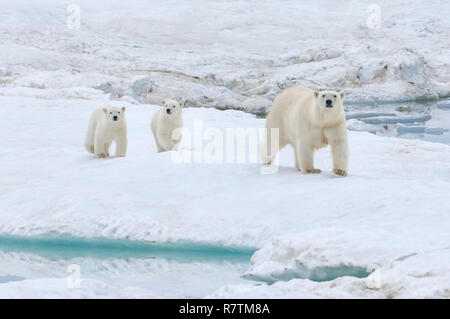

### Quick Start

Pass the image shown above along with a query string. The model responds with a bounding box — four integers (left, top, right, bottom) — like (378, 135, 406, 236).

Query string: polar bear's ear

(175, 97, 185, 107)
(102, 107, 107, 113)
(314, 91, 319, 98)
(179, 99, 187, 107)
(340, 91, 345, 100)
(121, 107, 126, 112)
(161, 100, 166, 107)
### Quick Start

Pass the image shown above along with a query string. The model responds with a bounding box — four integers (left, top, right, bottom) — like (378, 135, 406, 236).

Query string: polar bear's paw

(334, 169, 347, 176)
(96, 153, 108, 158)
(304, 168, 322, 174)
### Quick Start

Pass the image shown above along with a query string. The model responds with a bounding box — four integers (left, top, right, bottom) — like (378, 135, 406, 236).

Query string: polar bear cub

(151, 99, 185, 152)
(260, 86, 349, 176)
(85, 106, 127, 158)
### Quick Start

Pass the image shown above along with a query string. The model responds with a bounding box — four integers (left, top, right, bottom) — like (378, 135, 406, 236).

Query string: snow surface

(0, 0, 449, 112)
(1, 95, 450, 298)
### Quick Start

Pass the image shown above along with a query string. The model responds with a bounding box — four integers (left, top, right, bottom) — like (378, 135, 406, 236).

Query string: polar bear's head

(102, 106, 126, 123)
(314, 90, 345, 111)
(161, 99, 185, 117)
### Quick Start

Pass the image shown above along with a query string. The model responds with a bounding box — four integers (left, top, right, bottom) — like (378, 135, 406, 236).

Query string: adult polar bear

(260, 86, 349, 176)
(85, 106, 127, 158)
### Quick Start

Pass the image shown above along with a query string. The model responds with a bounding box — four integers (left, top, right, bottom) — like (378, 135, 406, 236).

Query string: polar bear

(151, 99, 184, 152)
(260, 86, 349, 176)
(85, 106, 127, 158)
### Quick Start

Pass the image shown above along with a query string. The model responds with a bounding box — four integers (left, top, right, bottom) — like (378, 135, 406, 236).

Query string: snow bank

(0, 0, 449, 111)
(208, 249, 450, 299)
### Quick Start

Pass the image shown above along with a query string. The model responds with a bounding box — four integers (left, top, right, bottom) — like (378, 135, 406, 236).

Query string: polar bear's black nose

(166, 109, 171, 114)
(326, 99, 333, 107)
(113, 115, 118, 121)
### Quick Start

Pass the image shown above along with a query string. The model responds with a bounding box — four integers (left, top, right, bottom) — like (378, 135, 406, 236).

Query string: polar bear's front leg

(115, 135, 127, 157)
(157, 129, 176, 152)
(295, 141, 321, 174)
(172, 142, 181, 152)
(325, 124, 349, 176)
(94, 134, 108, 158)
(159, 138, 176, 152)
(171, 129, 183, 152)
(330, 139, 349, 176)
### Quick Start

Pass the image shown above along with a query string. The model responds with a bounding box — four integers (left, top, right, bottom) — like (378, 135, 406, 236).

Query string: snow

(1, 0, 450, 298)
(0, 0, 449, 112)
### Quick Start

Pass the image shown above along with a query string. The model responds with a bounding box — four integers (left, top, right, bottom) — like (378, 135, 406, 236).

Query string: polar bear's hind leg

(259, 137, 271, 164)
(85, 125, 96, 154)
(85, 144, 95, 154)
(260, 131, 284, 165)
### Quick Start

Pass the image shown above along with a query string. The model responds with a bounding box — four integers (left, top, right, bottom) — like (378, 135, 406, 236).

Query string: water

(0, 234, 254, 262)
(0, 234, 376, 297)
(0, 275, 24, 284)
(345, 100, 450, 144)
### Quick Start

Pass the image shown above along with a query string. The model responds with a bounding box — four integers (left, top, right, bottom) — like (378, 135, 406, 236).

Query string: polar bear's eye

(334, 95, 337, 98)
(322, 94, 325, 98)
(109, 112, 112, 114)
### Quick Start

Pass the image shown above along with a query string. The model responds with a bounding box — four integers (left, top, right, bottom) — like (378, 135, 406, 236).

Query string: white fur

(85, 106, 127, 158)
(151, 99, 184, 152)
(260, 86, 349, 176)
